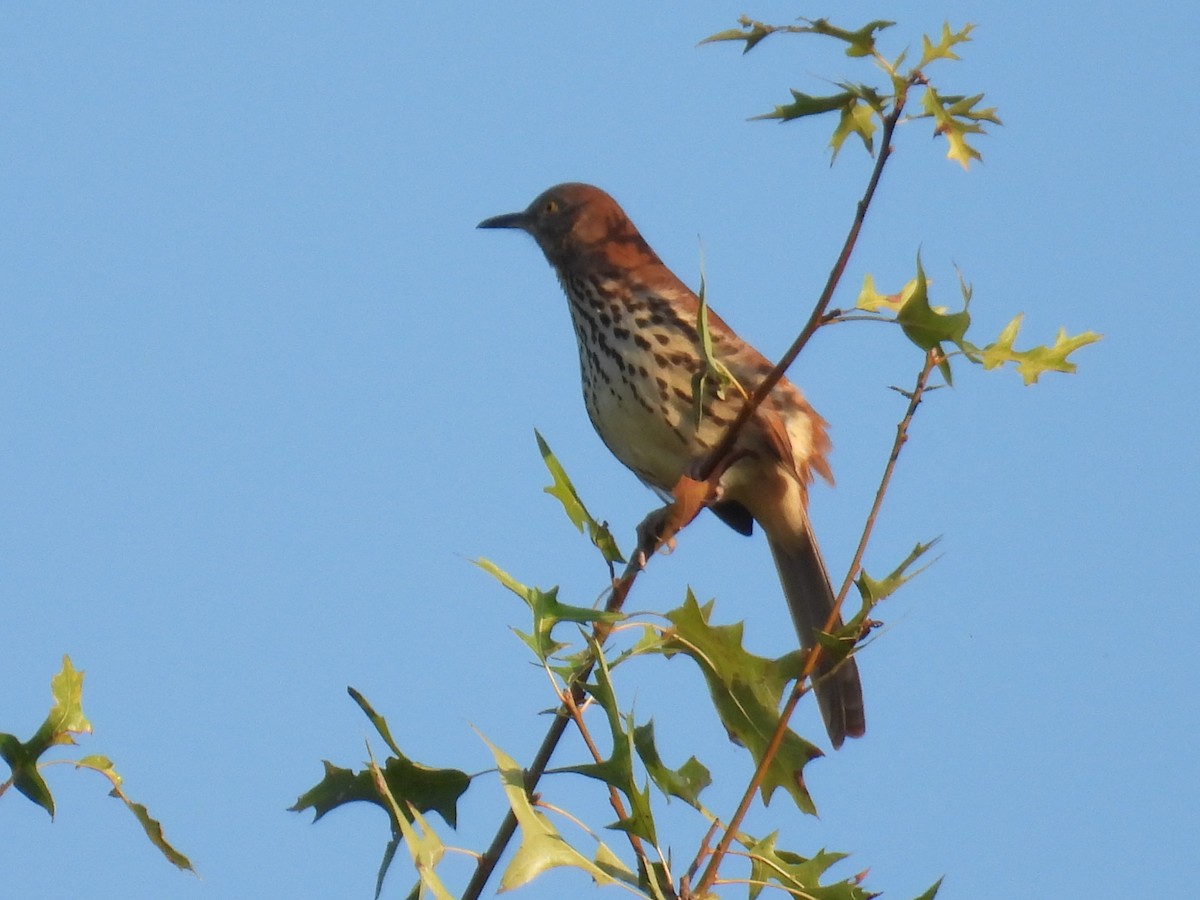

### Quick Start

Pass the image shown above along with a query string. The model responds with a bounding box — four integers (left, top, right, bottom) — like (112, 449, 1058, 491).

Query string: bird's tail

(766, 522, 866, 748)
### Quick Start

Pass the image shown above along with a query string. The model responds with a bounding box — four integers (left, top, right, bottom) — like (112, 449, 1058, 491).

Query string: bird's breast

(559, 275, 740, 491)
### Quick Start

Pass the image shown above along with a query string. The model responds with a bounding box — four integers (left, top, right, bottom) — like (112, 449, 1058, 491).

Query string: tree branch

(694, 349, 940, 895)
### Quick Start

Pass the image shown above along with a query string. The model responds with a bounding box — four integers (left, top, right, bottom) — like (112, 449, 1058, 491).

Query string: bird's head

(478, 183, 658, 272)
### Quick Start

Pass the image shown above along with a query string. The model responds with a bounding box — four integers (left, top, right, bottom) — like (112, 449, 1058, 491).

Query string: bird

(478, 183, 864, 748)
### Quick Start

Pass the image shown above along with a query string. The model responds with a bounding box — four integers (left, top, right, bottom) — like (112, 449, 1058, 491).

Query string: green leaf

(912, 877, 945, 900)
(896, 255, 971, 380)
(632, 719, 711, 808)
(475, 558, 622, 660)
(536, 431, 624, 565)
(554, 644, 659, 843)
(656, 592, 822, 811)
(966, 315, 1102, 384)
(917, 22, 974, 68)
(752, 89, 855, 123)
(348, 687, 403, 757)
(291, 732, 469, 829)
(856, 539, 940, 614)
(477, 732, 632, 892)
(801, 17, 895, 57)
(1, 656, 97, 818)
(30, 655, 92, 749)
(741, 830, 870, 900)
(592, 841, 637, 885)
(855, 272, 917, 313)
(691, 247, 744, 427)
(69, 754, 195, 872)
(920, 87, 998, 169)
(121, 794, 194, 872)
(700, 17, 778, 54)
(0, 731, 55, 817)
(941, 92, 1002, 126)
(830, 97, 877, 159)
(370, 746, 454, 900)
(700, 16, 893, 58)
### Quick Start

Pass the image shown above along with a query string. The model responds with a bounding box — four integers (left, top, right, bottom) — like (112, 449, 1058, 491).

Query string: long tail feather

(767, 523, 866, 748)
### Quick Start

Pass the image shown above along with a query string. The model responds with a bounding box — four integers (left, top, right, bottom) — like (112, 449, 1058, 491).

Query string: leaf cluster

(299, 437, 938, 898)
(704, 17, 1000, 167)
(854, 261, 1100, 385)
(0, 656, 194, 872)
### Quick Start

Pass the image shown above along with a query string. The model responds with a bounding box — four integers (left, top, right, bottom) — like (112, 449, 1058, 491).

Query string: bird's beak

(477, 210, 530, 231)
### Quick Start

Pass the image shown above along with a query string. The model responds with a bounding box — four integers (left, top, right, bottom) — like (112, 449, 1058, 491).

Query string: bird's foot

(634, 506, 676, 568)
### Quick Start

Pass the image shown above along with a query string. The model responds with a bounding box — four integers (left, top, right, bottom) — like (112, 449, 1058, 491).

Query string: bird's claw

(635, 506, 675, 566)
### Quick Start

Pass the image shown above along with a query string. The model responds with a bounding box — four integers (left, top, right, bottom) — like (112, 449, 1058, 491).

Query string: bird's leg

(633, 471, 726, 568)
(634, 505, 675, 568)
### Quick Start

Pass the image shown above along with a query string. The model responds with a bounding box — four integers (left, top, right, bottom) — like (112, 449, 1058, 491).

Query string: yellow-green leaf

(830, 98, 877, 159)
(752, 89, 855, 123)
(969, 315, 1102, 384)
(474, 558, 622, 660)
(657, 592, 821, 811)
(73, 755, 195, 872)
(896, 256, 970, 355)
(917, 22, 974, 68)
(856, 540, 940, 614)
(536, 431, 624, 564)
(477, 732, 624, 891)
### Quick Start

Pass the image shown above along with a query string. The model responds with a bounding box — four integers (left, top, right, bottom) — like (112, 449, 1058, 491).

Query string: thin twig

(694, 77, 917, 484)
(461, 553, 646, 899)
(694, 349, 940, 895)
(559, 680, 661, 882)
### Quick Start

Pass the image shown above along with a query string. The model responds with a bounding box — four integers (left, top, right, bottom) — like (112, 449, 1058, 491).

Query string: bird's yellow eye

(543, 199, 558, 215)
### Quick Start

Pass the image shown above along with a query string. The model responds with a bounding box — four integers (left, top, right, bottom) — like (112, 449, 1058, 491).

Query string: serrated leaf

(752, 89, 855, 123)
(632, 719, 711, 808)
(918, 22, 974, 68)
(691, 248, 744, 428)
(474, 558, 622, 660)
(120, 794, 193, 872)
(856, 539, 940, 614)
(742, 831, 869, 900)
(830, 98, 877, 159)
(46, 656, 91, 738)
(941, 92, 1002, 125)
(373, 746, 454, 900)
(348, 687, 403, 757)
(837, 80, 888, 114)
(896, 255, 970, 378)
(291, 749, 469, 829)
(0, 731, 55, 817)
(700, 17, 777, 54)
(912, 877, 945, 900)
(967, 315, 1101, 385)
(2, 656, 97, 818)
(656, 592, 822, 811)
(801, 17, 895, 57)
(478, 732, 627, 891)
(701, 16, 893, 58)
(920, 86, 997, 169)
(29, 655, 92, 750)
(592, 841, 636, 883)
(553, 645, 659, 843)
(69, 754, 195, 872)
(856, 273, 914, 313)
(536, 431, 625, 565)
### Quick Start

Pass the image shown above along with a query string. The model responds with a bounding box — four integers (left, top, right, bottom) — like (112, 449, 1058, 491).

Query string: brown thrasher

(479, 183, 865, 748)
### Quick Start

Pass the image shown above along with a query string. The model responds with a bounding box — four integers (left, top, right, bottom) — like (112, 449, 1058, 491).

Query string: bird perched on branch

(479, 183, 864, 748)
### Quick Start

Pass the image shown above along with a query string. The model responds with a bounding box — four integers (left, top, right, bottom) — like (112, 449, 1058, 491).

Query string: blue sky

(3, 2, 1197, 898)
